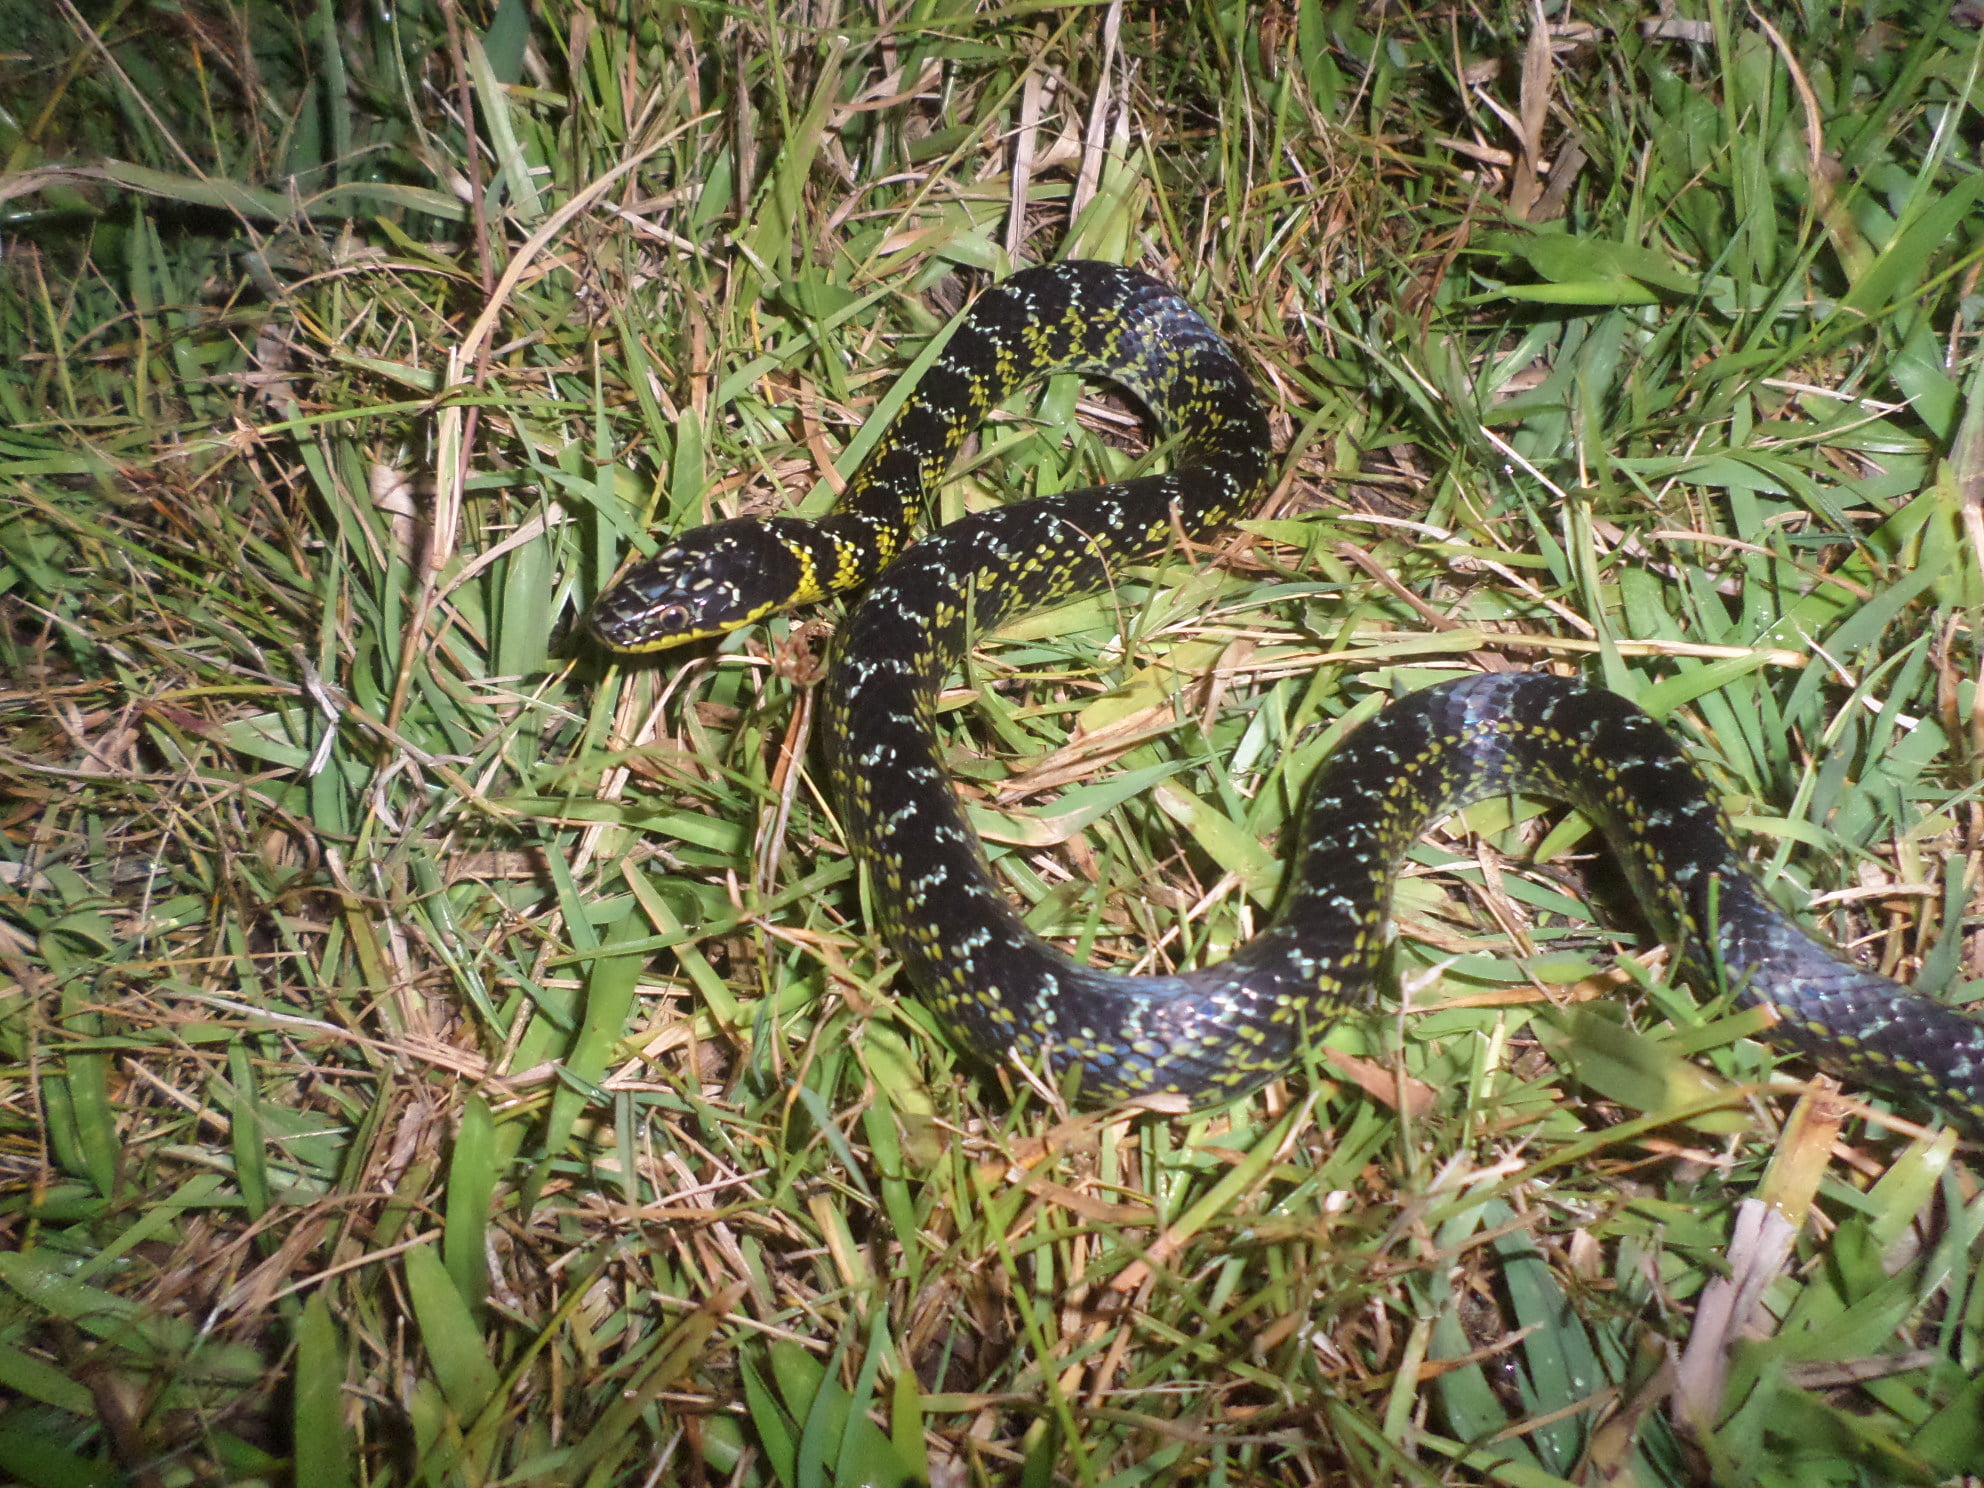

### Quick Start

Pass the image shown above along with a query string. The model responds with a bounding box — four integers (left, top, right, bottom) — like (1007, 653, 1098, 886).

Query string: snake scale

(593, 260, 1984, 1133)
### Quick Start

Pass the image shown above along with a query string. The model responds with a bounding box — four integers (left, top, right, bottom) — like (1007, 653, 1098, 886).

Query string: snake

(592, 260, 1984, 1134)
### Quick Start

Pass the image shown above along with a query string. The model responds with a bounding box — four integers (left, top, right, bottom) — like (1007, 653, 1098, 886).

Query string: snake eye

(654, 602, 694, 632)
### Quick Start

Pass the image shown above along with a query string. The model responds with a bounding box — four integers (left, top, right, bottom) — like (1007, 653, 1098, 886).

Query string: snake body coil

(595, 261, 1984, 1131)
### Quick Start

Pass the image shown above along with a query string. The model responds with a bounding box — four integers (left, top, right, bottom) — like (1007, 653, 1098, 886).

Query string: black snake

(592, 260, 1984, 1133)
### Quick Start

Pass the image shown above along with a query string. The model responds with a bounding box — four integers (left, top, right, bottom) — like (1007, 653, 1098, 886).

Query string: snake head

(590, 518, 814, 653)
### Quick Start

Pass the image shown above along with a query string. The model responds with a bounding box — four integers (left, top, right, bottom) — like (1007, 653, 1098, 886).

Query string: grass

(3, 0, 1984, 1483)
